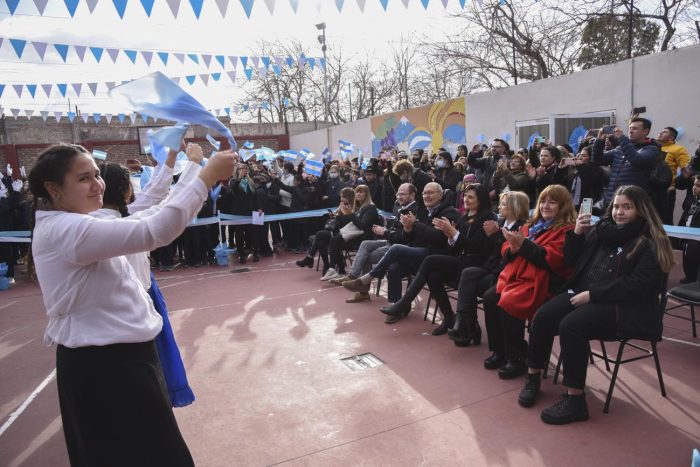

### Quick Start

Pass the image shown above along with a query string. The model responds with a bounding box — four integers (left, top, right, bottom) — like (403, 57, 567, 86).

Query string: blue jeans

(370, 244, 429, 303)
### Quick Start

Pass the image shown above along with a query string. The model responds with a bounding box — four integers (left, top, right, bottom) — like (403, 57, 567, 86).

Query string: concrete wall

(289, 118, 371, 157)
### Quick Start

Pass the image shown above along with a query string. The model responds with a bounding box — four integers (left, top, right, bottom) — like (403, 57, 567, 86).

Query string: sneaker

(8, 277, 16, 285)
(321, 268, 339, 281)
(329, 275, 348, 285)
(540, 393, 590, 425)
(518, 372, 542, 408)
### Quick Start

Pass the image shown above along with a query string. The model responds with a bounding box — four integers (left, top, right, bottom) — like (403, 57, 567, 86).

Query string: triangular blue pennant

(54, 44, 70, 62)
(112, 0, 128, 18)
(242, 104, 249, 112)
(140, 0, 155, 16)
(141, 113, 150, 123)
(239, 0, 254, 18)
(9, 39, 27, 58)
(215, 55, 225, 68)
(67, 111, 76, 122)
(0, 85, 4, 98)
(90, 47, 104, 62)
(285, 56, 294, 67)
(421, 0, 429, 9)
(124, 50, 138, 64)
(319, 57, 327, 70)
(186, 75, 196, 85)
(459, 0, 466, 7)
(157, 52, 169, 65)
(379, 0, 388, 11)
(92, 113, 102, 122)
(188, 0, 203, 18)
(261, 56, 270, 69)
(240, 56, 248, 68)
(64, 0, 79, 16)
(261, 101, 269, 110)
(57, 83, 68, 97)
(26, 84, 37, 98)
(224, 107, 231, 115)
(118, 113, 126, 124)
(6, 0, 20, 14)
(187, 54, 199, 64)
(335, 0, 344, 12)
(243, 68, 253, 80)
(211, 72, 221, 81)
(308, 57, 316, 70)
(272, 65, 281, 76)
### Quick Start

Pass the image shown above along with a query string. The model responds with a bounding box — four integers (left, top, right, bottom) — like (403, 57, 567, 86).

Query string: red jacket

(496, 223, 574, 320)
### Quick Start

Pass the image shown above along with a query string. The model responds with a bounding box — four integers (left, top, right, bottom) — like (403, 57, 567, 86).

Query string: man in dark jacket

(591, 118, 660, 208)
(343, 182, 461, 321)
(393, 159, 432, 207)
(468, 138, 508, 202)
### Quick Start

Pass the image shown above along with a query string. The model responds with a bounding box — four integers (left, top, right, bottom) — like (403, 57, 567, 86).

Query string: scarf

(528, 219, 553, 240)
(595, 217, 647, 247)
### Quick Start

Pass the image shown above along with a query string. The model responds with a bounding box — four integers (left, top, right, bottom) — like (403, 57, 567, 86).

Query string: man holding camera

(591, 118, 660, 209)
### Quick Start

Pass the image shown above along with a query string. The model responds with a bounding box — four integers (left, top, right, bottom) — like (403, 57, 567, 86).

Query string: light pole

(316, 22, 329, 124)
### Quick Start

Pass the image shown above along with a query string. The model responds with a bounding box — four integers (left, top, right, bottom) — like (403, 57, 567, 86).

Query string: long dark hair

(26, 143, 90, 280)
(464, 183, 492, 214)
(98, 162, 131, 217)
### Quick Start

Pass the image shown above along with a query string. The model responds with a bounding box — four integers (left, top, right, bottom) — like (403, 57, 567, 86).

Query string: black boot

(518, 372, 542, 408)
(381, 301, 411, 317)
(484, 352, 506, 370)
(448, 310, 467, 341)
(498, 359, 527, 380)
(432, 312, 455, 336)
(296, 256, 314, 268)
(540, 393, 589, 425)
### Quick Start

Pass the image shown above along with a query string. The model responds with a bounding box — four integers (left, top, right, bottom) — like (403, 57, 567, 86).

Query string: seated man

(333, 183, 420, 303)
(343, 182, 461, 323)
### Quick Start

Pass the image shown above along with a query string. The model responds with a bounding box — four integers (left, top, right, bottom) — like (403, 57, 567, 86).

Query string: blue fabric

(527, 219, 553, 240)
(148, 273, 195, 408)
(109, 71, 237, 150)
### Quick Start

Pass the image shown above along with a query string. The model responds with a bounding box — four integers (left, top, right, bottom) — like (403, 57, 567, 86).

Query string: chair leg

(375, 277, 382, 297)
(603, 340, 627, 414)
(651, 341, 667, 397)
(599, 341, 611, 372)
(424, 293, 432, 322)
(553, 354, 562, 385)
(691, 305, 697, 338)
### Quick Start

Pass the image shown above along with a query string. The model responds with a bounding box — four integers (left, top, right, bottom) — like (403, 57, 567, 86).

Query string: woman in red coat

(482, 184, 576, 379)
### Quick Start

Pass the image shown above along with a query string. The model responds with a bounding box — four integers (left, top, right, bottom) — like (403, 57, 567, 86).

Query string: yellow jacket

(663, 142, 690, 185)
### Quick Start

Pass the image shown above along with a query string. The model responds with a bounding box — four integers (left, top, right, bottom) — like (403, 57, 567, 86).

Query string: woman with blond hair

(482, 184, 577, 379)
(518, 185, 673, 424)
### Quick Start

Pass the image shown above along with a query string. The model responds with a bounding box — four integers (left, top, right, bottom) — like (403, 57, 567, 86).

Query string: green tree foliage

(578, 14, 660, 69)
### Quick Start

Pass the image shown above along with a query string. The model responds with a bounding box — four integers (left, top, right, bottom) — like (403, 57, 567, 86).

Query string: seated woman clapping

(448, 190, 531, 347)
(482, 184, 576, 380)
(380, 183, 497, 335)
(518, 185, 674, 424)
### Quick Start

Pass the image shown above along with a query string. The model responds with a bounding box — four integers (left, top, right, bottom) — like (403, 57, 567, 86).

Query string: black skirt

(56, 340, 194, 467)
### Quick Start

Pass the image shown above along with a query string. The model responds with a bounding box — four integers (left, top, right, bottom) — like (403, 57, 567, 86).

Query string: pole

(348, 83, 352, 122)
(370, 86, 375, 116)
(627, 0, 634, 59)
(511, 16, 518, 85)
(322, 27, 329, 124)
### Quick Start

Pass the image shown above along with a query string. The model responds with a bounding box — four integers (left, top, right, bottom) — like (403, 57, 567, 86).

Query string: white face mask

(329, 172, 339, 179)
(266, 182, 272, 188)
(437, 159, 446, 169)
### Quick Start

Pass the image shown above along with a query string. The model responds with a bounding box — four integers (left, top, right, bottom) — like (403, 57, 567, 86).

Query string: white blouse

(33, 176, 208, 348)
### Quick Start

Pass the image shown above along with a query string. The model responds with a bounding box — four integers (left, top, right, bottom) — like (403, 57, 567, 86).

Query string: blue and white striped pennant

(92, 149, 107, 160)
(304, 159, 324, 177)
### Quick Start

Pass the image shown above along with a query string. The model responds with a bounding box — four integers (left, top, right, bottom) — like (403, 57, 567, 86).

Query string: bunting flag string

(0, 36, 322, 72)
(1, 0, 484, 19)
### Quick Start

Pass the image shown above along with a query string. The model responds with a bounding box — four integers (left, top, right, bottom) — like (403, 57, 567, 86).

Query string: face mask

(266, 182, 272, 188)
(329, 172, 338, 179)
(437, 159, 446, 169)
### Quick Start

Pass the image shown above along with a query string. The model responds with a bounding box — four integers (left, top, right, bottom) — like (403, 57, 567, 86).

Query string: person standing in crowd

(678, 175, 700, 283)
(432, 150, 460, 192)
(518, 186, 673, 424)
(393, 159, 432, 207)
(28, 143, 234, 467)
(321, 165, 343, 208)
(468, 139, 508, 203)
(591, 118, 660, 210)
(0, 168, 22, 284)
(530, 145, 568, 199)
(382, 160, 402, 212)
(482, 185, 576, 379)
(657, 126, 690, 224)
(568, 145, 606, 211)
(363, 164, 383, 207)
(229, 163, 255, 263)
(491, 153, 531, 196)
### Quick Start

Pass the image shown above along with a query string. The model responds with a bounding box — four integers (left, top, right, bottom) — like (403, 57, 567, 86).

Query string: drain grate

(340, 352, 384, 371)
(230, 268, 251, 274)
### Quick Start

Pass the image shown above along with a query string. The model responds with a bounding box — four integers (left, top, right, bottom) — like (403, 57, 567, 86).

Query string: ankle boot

(518, 372, 542, 408)
(448, 311, 466, 341)
(431, 306, 454, 336)
(295, 256, 314, 268)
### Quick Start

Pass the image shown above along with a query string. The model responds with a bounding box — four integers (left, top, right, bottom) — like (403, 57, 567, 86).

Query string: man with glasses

(468, 138, 510, 203)
(343, 182, 461, 323)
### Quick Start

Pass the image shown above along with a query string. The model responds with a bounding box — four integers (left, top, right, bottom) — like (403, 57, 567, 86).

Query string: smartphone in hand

(580, 198, 593, 216)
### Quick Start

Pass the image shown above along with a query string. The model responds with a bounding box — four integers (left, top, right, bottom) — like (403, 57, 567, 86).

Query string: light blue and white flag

(147, 123, 188, 156)
(339, 139, 354, 154)
(240, 149, 256, 161)
(255, 146, 277, 161)
(242, 140, 254, 149)
(206, 133, 221, 150)
(304, 159, 324, 177)
(109, 71, 237, 149)
(92, 149, 107, 160)
(321, 147, 330, 162)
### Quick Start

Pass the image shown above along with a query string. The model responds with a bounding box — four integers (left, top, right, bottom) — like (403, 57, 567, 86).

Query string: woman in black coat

(517, 185, 674, 424)
(434, 150, 460, 193)
(381, 183, 497, 335)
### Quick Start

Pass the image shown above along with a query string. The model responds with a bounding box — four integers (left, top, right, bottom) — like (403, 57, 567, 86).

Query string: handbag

(323, 217, 338, 232)
(339, 222, 364, 241)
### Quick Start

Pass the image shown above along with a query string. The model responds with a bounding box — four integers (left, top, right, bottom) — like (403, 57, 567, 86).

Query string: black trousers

(526, 291, 617, 389)
(400, 255, 461, 314)
(455, 267, 494, 318)
(56, 341, 194, 467)
(0, 242, 16, 278)
(309, 229, 332, 268)
(482, 285, 527, 361)
(683, 240, 700, 282)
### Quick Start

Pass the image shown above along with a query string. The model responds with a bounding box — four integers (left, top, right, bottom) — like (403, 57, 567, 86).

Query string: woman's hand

(502, 228, 525, 254)
(574, 213, 593, 235)
(186, 143, 204, 164)
(433, 217, 457, 238)
(199, 150, 236, 187)
(372, 224, 386, 236)
(570, 291, 590, 307)
(483, 220, 500, 236)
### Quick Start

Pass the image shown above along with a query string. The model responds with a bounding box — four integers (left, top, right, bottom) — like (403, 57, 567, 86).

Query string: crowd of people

(0, 119, 698, 449)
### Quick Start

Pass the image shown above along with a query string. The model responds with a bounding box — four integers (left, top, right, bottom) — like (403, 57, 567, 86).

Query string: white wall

(289, 117, 371, 157)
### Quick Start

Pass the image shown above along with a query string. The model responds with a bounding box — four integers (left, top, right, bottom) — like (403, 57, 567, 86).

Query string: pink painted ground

(1, 251, 699, 466)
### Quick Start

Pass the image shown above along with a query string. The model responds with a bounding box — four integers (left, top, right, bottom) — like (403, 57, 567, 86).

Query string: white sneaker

(321, 268, 339, 281)
(8, 277, 15, 285)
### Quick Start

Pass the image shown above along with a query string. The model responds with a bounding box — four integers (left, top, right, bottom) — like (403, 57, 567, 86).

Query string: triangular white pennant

(401, 0, 409, 7)
(441, 0, 448, 7)
(104, 113, 113, 123)
(165, 0, 181, 18)
(356, 0, 366, 11)
(173, 53, 185, 64)
(33, 0, 49, 14)
(25, 110, 34, 119)
(128, 113, 137, 125)
(74, 45, 87, 62)
(201, 54, 212, 68)
(106, 48, 120, 63)
(54, 111, 63, 121)
(215, 0, 229, 16)
(86, 0, 99, 13)
(32, 41, 48, 60)
(259, 66, 268, 78)
(72, 83, 83, 95)
(40, 110, 49, 121)
(263, 0, 275, 13)
(82, 114, 90, 124)
(141, 51, 153, 66)
(200, 74, 209, 85)
(12, 85, 23, 97)
(227, 70, 237, 82)
(173, 77, 181, 84)
(214, 108, 221, 116)
(228, 56, 238, 68)
(275, 56, 284, 68)
(87, 82, 98, 95)
(251, 56, 259, 68)
(106, 82, 116, 90)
